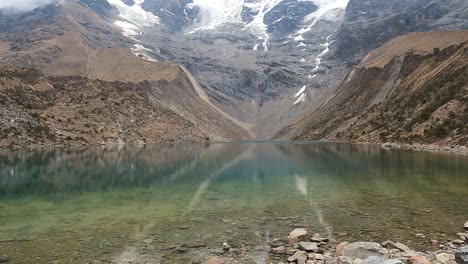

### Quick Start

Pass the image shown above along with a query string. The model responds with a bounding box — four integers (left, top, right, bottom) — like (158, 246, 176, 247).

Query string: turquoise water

(0, 142, 467, 263)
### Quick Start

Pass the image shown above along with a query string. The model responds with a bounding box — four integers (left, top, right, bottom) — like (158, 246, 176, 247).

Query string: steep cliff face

(332, 0, 468, 62)
(279, 31, 468, 147)
(0, 66, 250, 148)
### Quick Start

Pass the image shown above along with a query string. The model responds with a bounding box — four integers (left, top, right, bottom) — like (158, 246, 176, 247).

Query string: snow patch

(107, 0, 160, 30)
(297, 42, 307, 47)
(294, 85, 306, 98)
(189, 0, 244, 30)
(134, 53, 158, 62)
(305, 0, 348, 26)
(132, 44, 152, 52)
(294, 35, 305, 41)
(312, 34, 332, 73)
(114, 20, 139, 37)
(106, 0, 160, 61)
(294, 93, 307, 105)
(291, 0, 349, 39)
(243, 0, 283, 51)
(293, 85, 307, 105)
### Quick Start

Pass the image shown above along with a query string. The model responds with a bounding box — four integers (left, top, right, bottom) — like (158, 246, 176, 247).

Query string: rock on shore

(264, 221, 468, 264)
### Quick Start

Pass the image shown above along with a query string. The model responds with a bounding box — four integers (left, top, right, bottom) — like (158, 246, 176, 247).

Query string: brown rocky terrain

(0, 66, 250, 149)
(277, 31, 468, 148)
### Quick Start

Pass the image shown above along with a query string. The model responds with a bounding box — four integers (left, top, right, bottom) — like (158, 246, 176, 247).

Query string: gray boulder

(456, 246, 468, 264)
(298, 242, 319, 252)
(342, 242, 386, 260)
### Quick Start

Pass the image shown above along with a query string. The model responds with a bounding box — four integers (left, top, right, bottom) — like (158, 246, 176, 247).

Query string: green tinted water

(0, 143, 467, 263)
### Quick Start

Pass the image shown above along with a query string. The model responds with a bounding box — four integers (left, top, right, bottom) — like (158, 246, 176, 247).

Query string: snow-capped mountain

(104, 0, 350, 121)
(1, 0, 466, 140)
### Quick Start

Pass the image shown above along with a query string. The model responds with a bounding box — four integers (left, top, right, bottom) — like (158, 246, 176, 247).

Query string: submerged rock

(336, 242, 350, 256)
(415, 233, 426, 239)
(311, 233, 329, 242)
(288, 250, 307, 264)
(0, 256, 10, 263)
(464, 221, 468, 231)
(298, 242, 319, 252)
(205, 256, 225, 264)
(143, 239, 153, 244)
(271, 246, 286, 254)
(342, 242, 385, 259)
(288, 228, 308, 240)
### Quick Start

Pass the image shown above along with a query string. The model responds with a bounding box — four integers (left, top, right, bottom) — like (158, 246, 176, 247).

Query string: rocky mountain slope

(0, 66, 250, 148)
(0, 0, 468, 145)
(277, 31, 468, 147)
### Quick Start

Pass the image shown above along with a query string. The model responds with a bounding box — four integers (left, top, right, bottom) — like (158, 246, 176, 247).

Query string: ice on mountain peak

(189, 0, 244, 30)
(107, 0, 160, 28)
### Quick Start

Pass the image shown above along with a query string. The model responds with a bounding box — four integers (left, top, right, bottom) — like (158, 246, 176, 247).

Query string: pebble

(288, 228, 308, 240)
(175, 246, 189, 253)
(298, 242, 319, 252)
(311, 233, 329, 242)
(394, 242, 412, 252)
(436, 253, 453, 263)
(205, 256, 225, 264)
(287, 250, 307, 264)
(457, 233, 468, 241)
(143, 239, 153, 244)
(409, 255, 430, 264)
(464, 221, 468, 231)
(415, 233, 426, 239)
(0, 256, 10, 263)
(272, 246, 286, 254)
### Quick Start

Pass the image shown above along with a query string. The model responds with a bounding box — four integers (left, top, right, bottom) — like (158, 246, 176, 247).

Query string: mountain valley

(0, 0, 467, 148)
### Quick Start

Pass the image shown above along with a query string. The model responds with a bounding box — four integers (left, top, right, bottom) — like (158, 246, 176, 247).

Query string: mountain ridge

(276, 31, 468, 147)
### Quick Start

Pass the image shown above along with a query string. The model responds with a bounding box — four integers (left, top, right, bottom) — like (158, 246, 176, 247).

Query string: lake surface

(0, 142, 467, 263)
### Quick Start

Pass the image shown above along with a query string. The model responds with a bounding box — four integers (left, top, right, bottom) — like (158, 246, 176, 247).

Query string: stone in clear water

(342, 242, 385, 259)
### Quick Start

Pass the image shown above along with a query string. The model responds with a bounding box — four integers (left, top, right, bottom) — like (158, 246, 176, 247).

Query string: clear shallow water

(0, 142, 467, 263)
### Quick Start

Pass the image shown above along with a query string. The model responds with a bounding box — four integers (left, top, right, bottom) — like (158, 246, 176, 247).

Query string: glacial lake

(0, 142, 467, 263)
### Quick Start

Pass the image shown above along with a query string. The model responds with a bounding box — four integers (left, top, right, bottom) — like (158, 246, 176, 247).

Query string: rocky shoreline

(265, 225, 467, 264)
(206, 222, 468, 264)
(380, 143, 468, 157)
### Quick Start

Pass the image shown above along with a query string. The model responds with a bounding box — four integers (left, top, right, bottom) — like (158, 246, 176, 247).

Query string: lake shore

(379, 142, 468, 157)
(202, 223, 468, 264)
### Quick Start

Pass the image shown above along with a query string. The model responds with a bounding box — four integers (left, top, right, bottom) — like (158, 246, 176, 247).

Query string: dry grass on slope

(361, 31, 468, 68)
(285, 32, 468, 147)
